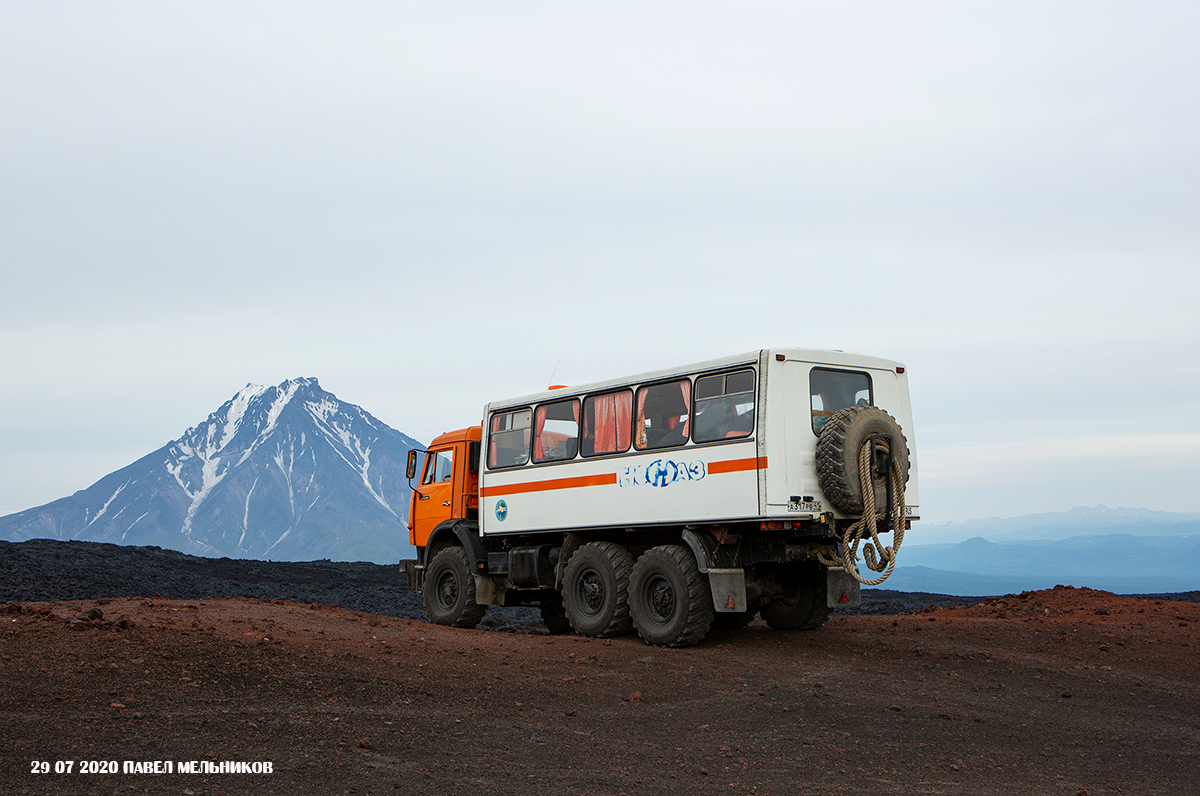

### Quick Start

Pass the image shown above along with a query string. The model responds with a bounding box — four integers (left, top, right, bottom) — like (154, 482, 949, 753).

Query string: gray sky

(2, 2, 1197, 526)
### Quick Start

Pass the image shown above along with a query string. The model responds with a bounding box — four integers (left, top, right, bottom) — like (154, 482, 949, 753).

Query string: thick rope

(817, 439, 906, 586)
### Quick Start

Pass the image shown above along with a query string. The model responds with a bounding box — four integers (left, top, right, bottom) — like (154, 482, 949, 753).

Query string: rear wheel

(563, 542, 635, 637)
(424, 547, 486, 628)
(629, 545, 714, 647)
(761, 567, 830, 631)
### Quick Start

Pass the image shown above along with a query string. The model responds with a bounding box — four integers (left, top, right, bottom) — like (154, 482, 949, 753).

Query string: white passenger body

(478, 348, 919, 537)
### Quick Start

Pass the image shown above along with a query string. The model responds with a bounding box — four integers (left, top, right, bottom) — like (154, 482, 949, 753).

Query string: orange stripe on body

(482, 473, 617, 497)
(707, 456, 767, 474)
(481, 456, 766, 497)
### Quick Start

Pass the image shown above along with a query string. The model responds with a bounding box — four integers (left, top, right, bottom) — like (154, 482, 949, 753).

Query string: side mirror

(406, 449, 419, 480)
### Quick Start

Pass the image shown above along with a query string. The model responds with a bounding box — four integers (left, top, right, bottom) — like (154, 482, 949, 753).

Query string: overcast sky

(2, 2, 1197, 526)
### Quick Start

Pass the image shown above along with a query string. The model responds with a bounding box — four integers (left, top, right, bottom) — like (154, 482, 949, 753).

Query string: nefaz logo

(618, 459, 707, 488)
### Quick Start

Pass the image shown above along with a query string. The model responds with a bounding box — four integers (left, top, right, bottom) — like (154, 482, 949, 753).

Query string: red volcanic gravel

(2, 584, 1197, 795)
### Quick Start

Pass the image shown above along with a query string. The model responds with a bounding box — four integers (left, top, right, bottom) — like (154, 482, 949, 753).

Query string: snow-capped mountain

(0, 378, 424, 563)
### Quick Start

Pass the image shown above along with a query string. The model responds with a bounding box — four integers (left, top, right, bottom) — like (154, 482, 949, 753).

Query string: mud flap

(707, 568, 747, 613)
(826, 567, 861, 608)
(474, 575, 506, 606)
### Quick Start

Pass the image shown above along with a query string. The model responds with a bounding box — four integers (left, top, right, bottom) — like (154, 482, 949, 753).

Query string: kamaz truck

(401, 347, 917, 647)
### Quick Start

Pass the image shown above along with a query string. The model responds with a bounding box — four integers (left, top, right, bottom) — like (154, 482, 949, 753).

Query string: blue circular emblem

(495, 499, 508, 521)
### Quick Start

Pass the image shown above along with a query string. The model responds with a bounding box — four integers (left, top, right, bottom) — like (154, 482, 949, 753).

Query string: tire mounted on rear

(815, 405, 910, 516)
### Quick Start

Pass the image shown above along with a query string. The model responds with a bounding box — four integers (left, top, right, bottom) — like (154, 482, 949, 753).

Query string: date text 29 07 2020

(30, 760, 274, 774)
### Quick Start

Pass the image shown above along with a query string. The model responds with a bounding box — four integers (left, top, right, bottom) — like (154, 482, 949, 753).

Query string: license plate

(788, 500, 821, 513)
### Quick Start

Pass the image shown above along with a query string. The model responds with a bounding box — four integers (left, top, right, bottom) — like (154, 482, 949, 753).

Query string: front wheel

(424, 547, 486, 628)
(629, 545, 714, 647)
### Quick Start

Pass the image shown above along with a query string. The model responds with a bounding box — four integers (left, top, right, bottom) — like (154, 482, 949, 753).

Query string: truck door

(410, 447, 455, 548)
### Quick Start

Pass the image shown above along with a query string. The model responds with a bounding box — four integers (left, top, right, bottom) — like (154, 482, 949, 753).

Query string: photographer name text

(31, 760, 273, 775)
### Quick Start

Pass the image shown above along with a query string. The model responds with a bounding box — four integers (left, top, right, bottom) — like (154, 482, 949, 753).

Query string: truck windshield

(810, 368, 872, 435)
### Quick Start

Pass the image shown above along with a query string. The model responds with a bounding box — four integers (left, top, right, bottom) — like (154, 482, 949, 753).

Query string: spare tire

(815, 405, 910, 515)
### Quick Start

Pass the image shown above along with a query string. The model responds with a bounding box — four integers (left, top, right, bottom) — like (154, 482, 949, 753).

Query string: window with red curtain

(487, 408, 531, 469)
(533, 399, 580, 463)
(581, 390, 632, 457)
(634, 379, 691, 450)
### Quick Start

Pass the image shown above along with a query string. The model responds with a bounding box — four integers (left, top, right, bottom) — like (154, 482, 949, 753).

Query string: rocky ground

(0, 539, 999, 624)
(1, 539, 1197, 795)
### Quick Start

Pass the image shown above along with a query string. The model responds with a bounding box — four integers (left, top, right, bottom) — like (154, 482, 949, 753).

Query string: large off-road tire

(629, 545, 714, 647)
(815, 405, 910, 515)
(424, 547, 487, 629)
(539, 598, 573, 635)
(563, 541, 635, 637)
(761, 565, 831, 631)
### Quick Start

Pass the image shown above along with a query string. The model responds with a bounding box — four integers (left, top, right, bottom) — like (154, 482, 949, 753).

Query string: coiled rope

(818, 438, 907, 586)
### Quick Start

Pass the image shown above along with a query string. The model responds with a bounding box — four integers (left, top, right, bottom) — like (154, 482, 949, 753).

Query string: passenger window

(487, 408, 532, 469)
(533, 399, 580, 463)
(581, 390, 632, 457)
(810, 368, 872, 435)
(422, 449, 454, 485)
(693, 369, 755, 443)
(634, 379, 691, 450)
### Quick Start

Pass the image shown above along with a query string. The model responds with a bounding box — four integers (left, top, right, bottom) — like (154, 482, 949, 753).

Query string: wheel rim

(644, 573, 676, 624)
(577, 568, 606, 616)
(435, 570, 458, 610)
(772, 591, 802, 613)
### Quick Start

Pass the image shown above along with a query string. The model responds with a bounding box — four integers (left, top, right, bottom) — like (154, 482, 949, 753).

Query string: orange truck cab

(407, 426, 481, 550)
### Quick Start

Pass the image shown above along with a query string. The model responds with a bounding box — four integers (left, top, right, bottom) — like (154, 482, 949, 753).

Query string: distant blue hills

(871, 506, 1200, 596)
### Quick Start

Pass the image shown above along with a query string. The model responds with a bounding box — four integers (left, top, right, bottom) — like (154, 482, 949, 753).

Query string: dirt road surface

(2, 586, 1197, 795)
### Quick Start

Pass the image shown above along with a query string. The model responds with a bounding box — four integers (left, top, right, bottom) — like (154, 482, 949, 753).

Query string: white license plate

(788, 500, 821, 513)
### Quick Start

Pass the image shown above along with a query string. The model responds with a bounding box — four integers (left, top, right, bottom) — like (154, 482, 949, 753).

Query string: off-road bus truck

(401, 347, 918, 647)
